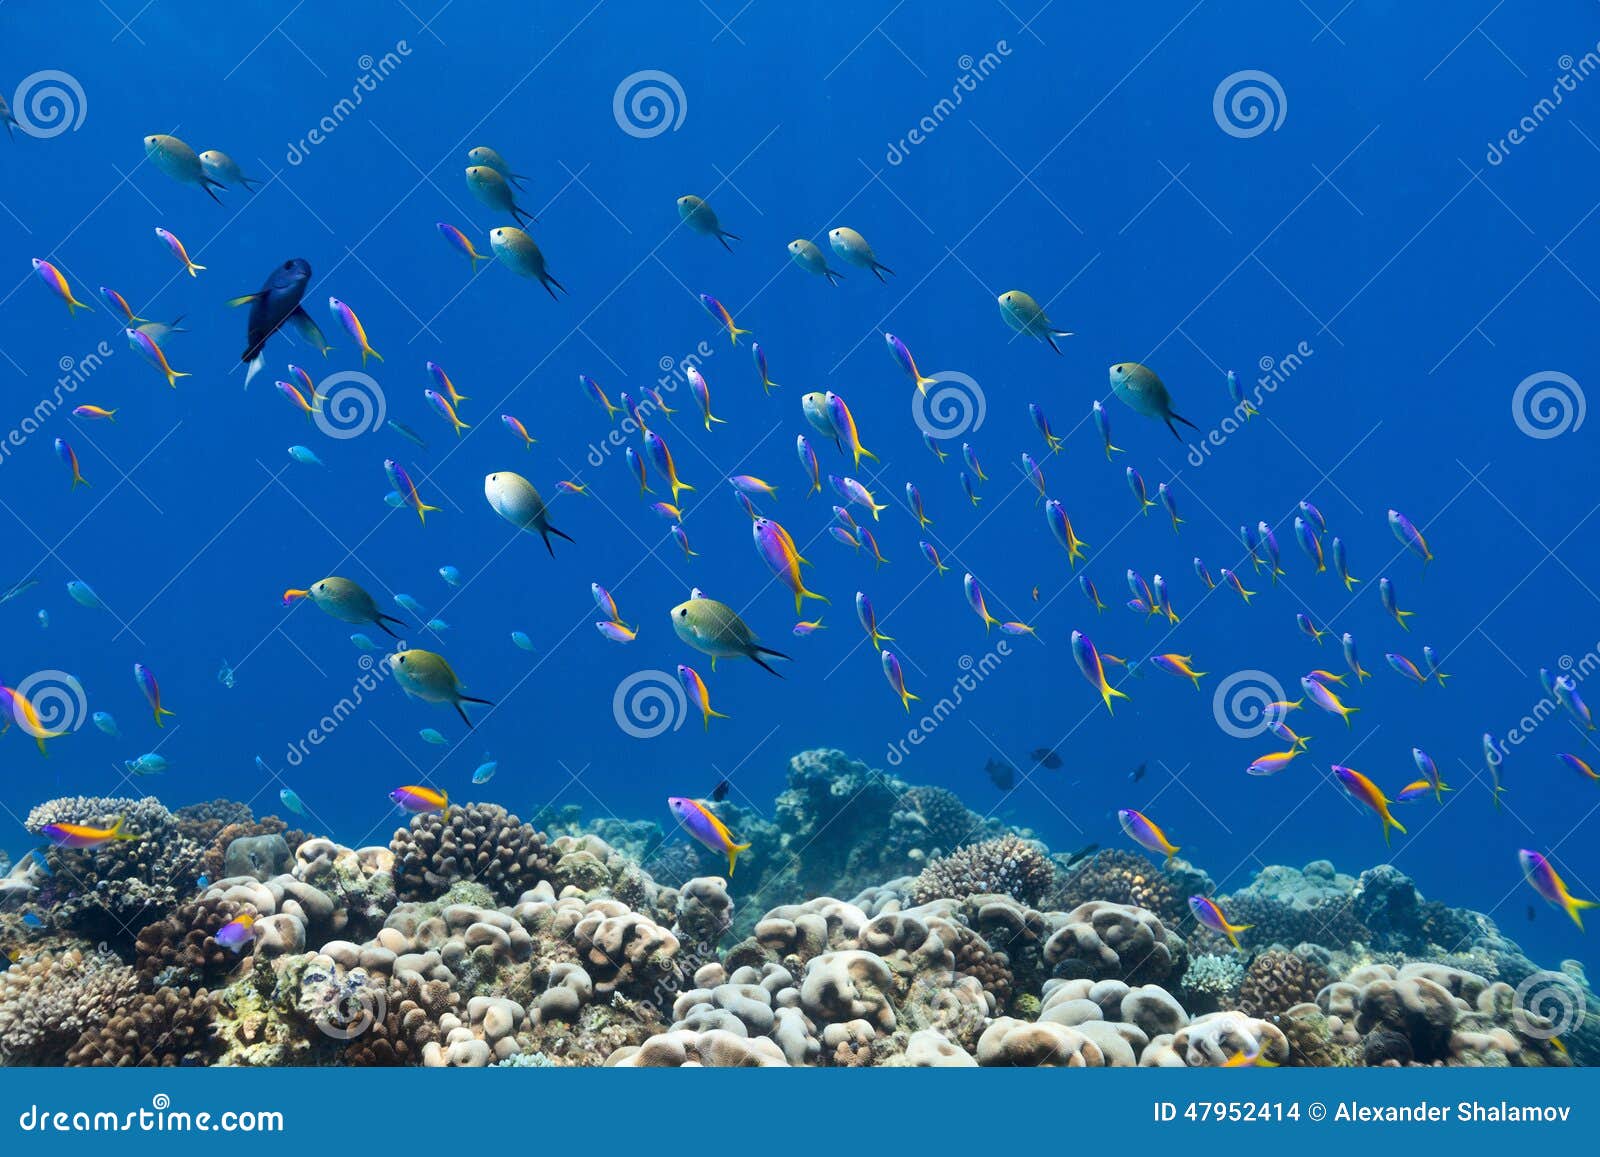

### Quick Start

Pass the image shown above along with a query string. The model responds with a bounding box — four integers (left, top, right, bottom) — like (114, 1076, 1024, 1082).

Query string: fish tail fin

(858, 443, 880, 466)
(166, 367, 190, 388)
(899, 687, 920, 712)
(1225, 921, 1252, 949)
(1565, 895, 1598, 930)
(872, 261, 895, 280)
(1344, 706, 1360, 727)
(186, 261, 206, 277)
(66, 294, 92, 315)
(870, 501, 886, 521)
(824, 268, 845, 285)
(1382, 807, 1407, 844)
(730, 325, 750, 345)
(109, 815, 140, 841)
(727, 841, 752, 876)
(1435, 671, 1452, 687)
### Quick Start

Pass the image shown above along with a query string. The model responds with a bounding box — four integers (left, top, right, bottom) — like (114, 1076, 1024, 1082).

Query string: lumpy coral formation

(1, 752, 1592, 1068)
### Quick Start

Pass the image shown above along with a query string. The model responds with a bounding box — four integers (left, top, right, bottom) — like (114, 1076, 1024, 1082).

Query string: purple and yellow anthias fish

(1092, 399, 1122, 459)
(32, 258, 91, 315)
(287, 364, 318, 402)
(1342, 633, 1370, 681)
(134, 661, 176, 726)
(1125, 467, 1153, 515)
(1079, 574, 1106, 612)
(1126, 569, 1154, 613)
(1394, 780, 1437, 802)
(753, 517, 828, 613)
(1044, 500, 1087, 565)
(215, 913, 257, 954)
(1554, 674, 1593, 730)
(425, 389, 470, 437)
(963, 573, 1001, 631)
(830, 526, 861, 551)
(751, 342, 780, 394)
(437, 222, 490, 271)
(1256, 521, 1285, 580)
(796, 435, 821, 496)
(277, 380, 319, 421)
(793, 618, 825, 636)
(0, 684, 66, 754)
(625, 447, 651, 495)
(824, 391, 877, 469)
(1030, 402, 1064, 454)
(678, 664, 729, 729)
(1422, 645, 1450, 686)
(1386, 653, 1426, 684)
(1226, 369, 1257, 419)
(1332, 536, 1360, 590)
(922, 430, 948, 462)
(1240, 523, 1263, 572)
(730, 475, 778, 498)
(1158, 482, 1181, 532)
(881, 648, 919, 712)
(1194, 558, 1215, 589)
(72, 405, 117, 422)
(99, 285, 146, 323)
(919, 540, 949, 575)
(1388, 508, 1433, 568)
(1296, 613, 1327, 645)
(1332, 764, 1406, 844)
(128, 327, 189, 387)
(1151, 653, 1206, 689)
(1189, 896, 1252, 950)
(1294, 516, 1324, 572)
(1021, 453, 1047, 502)
(385, 459, 442, 525)
(686, 365, 726, 430)
(884, 332, 937, 393)
(581, 373, 623, 421)
(962, 443, 986, 482)
(1301, 674, 1358, 727)
(644, 430, 695, 505)
(1118, 809, 1179, 862)
(1411, 747, 1450, 801)
(155, 227, 205, 277)
(54, 438, 88, 489)
(830, 474, 887, 520)
(502, 413, 535, 449)
(1220, 568, 1255, 604)
(329, 297, 382, 364)
(1557, 752, 1600, 783)
(1298, 499, 1326, 533)
(861, 528, 889, 568)
(1072, 630, 1129, 714)
(906, 482, 933, 528)
(1519, 849, 1597, 930)
(1153, 574, 1179, 624)
(855, 591, 893, 648)
(1379, 577, 1414, 630)
(700, 293, 750, 345)
(390, 784, 448, 821)
(38, 815, 140, 848)
(1484, 732, 1507, 808)
(1248, 750, 1300, 777)
(428, 361, 469, 407)
(650, 501, 683, 523)
(672, 524, 695, 557)
(668, 796, 751, 876)
(557, 480, 587, 497)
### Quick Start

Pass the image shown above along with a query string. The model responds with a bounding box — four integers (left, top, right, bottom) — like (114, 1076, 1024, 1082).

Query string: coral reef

(2, 748, 1594, 1069)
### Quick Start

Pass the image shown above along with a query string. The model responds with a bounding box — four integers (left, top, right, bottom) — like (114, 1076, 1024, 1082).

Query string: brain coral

(908, 835, 1053, 907)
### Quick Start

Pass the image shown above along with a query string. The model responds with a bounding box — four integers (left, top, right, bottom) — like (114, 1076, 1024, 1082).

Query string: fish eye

(282, 261, 295, 270)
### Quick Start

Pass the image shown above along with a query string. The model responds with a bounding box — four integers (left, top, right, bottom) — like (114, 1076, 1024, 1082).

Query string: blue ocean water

(1, 0, 1597, 980)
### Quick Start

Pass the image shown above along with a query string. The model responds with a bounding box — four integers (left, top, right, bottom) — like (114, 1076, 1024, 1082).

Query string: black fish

(1029, 747, 1062, 770)
(230, 258, 318, 386)
(985, 759, 1016, 790)
(1129, 761, 1147, 784)
(711, 779, 730, 802)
